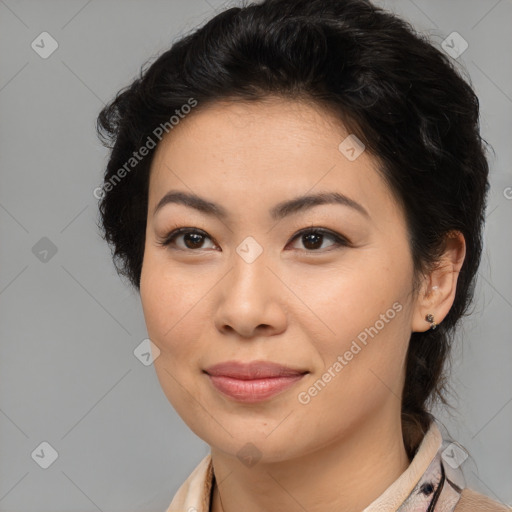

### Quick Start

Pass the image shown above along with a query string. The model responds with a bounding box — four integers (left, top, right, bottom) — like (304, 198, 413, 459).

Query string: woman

(95, 0, 509, 510)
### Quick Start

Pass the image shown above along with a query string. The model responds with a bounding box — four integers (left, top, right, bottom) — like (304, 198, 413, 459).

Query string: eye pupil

(303, 232, 323, 250)
(184, 232, 204, 249)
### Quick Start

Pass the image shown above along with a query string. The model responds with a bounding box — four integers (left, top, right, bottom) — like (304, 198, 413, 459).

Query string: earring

(425, 313, 438, 330)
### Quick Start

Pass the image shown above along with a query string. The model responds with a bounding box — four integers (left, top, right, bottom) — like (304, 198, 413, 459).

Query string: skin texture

(139, 97, 466, 512)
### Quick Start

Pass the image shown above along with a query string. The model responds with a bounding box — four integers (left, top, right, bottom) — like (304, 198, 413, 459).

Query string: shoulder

(165, 454, 213, 512)
(454, 487, 512, 511)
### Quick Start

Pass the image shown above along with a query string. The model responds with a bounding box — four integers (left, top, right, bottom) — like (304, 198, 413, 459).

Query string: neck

(210, 411, 412, 512)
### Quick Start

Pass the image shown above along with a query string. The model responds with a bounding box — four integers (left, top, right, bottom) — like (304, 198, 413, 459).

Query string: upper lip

(204, 360, 308, 379)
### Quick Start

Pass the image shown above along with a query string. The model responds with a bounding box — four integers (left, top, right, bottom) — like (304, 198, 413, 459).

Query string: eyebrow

(153, 190, 370, 221)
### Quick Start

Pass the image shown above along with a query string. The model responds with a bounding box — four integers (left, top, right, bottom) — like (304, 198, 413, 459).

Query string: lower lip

(206, 374, 306, 403)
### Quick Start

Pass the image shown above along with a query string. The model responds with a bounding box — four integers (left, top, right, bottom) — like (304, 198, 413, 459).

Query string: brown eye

(181, 231, 208, 249)
(288, 228, 349, 252)
(157, 228, 217, 251)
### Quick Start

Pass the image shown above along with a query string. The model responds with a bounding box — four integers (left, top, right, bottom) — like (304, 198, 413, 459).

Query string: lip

(204, 360, 308, 379)
(204, 360, 308, 403)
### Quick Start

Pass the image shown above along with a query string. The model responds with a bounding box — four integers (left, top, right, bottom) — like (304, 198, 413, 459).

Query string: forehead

(148, 98, 398, 222)
(152, 97, 353, 164)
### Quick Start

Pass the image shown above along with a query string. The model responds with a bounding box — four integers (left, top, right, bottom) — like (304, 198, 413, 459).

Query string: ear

(411, 230, 466, 333)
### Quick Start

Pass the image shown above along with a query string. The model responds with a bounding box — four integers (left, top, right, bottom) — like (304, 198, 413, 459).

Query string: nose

(214, 250, 287, 339)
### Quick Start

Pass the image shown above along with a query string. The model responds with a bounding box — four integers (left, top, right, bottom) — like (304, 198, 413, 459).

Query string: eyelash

(156, 226, 350, 253)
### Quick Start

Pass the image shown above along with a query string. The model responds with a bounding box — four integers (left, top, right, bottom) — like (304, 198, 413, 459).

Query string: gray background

(0, 0, 511, 510)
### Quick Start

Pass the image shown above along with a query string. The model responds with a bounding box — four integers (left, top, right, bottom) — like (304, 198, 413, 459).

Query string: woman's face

(140, 98, 421, 462)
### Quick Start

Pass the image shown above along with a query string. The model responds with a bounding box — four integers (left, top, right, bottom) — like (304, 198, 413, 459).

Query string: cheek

(140, 257, 211, 422)
(295, 254, 412, 395)
(296, 307, 410, 439)
(291, 252, 410, 340)
(140, 252, 206, 351)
